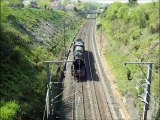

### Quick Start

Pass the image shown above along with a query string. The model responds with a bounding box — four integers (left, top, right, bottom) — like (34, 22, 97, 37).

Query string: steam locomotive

(71, 38, 86, 80)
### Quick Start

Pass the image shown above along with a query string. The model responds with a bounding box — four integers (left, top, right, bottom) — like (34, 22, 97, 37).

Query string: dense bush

(0, 101, 20, 120)
(98, 2, 159, 118)
(117, 5, 129, 19)
(1, 2, 83, 119)
(106, 2, 123, 20)
(127, 8, 146, 27)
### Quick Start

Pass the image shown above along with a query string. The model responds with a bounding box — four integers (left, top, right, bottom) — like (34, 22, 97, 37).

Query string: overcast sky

(72, 0, 157, 4)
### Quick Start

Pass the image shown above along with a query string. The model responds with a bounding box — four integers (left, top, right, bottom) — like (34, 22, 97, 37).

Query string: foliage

(61, 0, 71, 5)
(127, 8, 146, 28)
(0, 101, 20, 120)
(106, 2, 123, 20)
(37, 0, 51, 8)
(0, 2, 83, 119)
(156, 109, 160, 120)
(75, 2, 98, 11)
(8, 0, 22, 6)
(117, 5, 129, 19)
(98, 2, 159, 118)
(128, 0, 137, 4)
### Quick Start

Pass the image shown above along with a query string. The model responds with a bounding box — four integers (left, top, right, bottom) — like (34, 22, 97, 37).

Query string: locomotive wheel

(71, 71, 74, 76)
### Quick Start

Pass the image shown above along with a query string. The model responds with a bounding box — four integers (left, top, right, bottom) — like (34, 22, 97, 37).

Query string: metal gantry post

(124, 62, 153, 120)
(45, 60, 74, 119)
(143, 63, 152, 120)
(64, 24, 66, 49)
(46, 62, 51, 88)
(46, 62, 51, 118)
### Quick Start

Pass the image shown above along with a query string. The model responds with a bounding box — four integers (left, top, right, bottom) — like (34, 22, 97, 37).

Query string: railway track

(61, 21, 89, 120)
(90, 19, 113, 119)
(85, 19, 113, 120)
(86, 21, 101, 120)
(73, 21, 89, 120)
(61, 14, 123, 120)
(90, 17, 122, 119)
(74, 81, 85, 120)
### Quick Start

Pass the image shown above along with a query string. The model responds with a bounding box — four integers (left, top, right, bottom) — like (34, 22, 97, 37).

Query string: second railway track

(85, 19, 113, 120)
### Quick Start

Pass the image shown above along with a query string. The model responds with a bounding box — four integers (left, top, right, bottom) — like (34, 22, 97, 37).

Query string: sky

(72, 0, 158, 4)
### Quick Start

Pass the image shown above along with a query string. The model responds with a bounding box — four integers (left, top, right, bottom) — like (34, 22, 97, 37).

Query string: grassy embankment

(0, 2, 84, 120)
(97, 2, 159, 118)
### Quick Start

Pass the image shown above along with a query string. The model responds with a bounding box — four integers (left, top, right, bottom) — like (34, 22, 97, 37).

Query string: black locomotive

(71, 38, 86, 80)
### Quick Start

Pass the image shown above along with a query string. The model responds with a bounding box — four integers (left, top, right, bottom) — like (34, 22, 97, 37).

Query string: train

(71, 38, 86, 80)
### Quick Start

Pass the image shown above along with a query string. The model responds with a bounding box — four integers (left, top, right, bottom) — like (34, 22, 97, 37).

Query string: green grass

(1, 2, 84, 119)
(97, 1, 159, 116)
(0, 101, 20, 120)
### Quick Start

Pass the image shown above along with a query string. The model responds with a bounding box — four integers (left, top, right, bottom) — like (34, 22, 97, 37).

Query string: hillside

(0, 2, 84, 120)
(97, 2, 159, 119)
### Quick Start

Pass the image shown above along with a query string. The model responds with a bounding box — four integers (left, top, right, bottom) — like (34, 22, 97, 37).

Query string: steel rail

(73, 21, 89, 120)
(83, 20, 96, 120)
(85, 19, 102, 120)
(91, 18, 120, 119)
(67, 21, 89, 120)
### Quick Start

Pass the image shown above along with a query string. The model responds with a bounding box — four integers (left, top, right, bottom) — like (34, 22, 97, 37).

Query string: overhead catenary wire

(130, 65, 159, 105)
(138, 64, 148, 79)
(127, 65, 158, 104)
(124, 68, 158, 99)
(136, 78, 159, 105)
(53, 81, 76, 100)
(136, 65, 159, 97)
(43, 104, 47, 120)
(149, 67, 159, 78)
(50, 64, 61, 78)
(54, 92, 77, 104)
(117, 57, 159, 109)
(43, 86, 51, 120)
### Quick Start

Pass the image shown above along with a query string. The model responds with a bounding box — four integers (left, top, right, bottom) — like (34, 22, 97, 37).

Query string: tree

(128, 0, 137, 4)
(62, 0, 70, 5)
(8, 0, 22, 7)
(73, 7, 78, 12)
(37, 0, 50, 8)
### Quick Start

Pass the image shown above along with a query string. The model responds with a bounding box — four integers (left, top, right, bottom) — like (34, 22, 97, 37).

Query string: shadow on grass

(0, 26, 46, 119)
